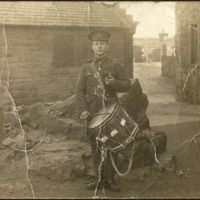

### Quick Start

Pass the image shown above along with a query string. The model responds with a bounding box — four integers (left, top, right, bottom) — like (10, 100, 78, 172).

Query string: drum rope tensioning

(107, 104, 138, 177)
(88, 103, 139, 152)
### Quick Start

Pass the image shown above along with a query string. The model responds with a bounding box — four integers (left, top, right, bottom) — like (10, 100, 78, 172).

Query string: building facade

(0, 2, 137, 105)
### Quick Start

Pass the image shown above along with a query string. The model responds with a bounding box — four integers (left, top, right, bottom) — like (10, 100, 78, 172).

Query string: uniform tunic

(76, 55, 131, 116)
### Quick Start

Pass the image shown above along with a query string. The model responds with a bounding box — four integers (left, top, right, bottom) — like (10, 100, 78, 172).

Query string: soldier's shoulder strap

(109, 57, 124, 66)
(86, 58, 93, 63)
(109, 57, 118, 62)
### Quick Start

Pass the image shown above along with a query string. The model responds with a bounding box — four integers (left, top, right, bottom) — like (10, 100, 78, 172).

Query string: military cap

(88, 29, 111, 41)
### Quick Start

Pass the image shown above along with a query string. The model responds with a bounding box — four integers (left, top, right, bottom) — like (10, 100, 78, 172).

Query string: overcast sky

(120, 2, 176, 38)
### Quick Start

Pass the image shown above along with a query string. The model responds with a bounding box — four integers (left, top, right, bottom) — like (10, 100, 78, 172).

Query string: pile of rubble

(0, 79, 170, 183)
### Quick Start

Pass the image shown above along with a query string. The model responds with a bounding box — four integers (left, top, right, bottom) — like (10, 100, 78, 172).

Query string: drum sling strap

(90, 59, 106, 104)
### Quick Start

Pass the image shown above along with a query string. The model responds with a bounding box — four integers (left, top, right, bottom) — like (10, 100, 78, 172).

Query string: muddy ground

(0, 62, 200, 199)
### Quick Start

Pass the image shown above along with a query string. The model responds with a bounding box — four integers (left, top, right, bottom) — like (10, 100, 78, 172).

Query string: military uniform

(76, 29, 131, 191)
(76, 55, 131, 116)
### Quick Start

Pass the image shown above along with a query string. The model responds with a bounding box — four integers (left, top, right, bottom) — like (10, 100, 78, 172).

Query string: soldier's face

(92, 40, 108, 57)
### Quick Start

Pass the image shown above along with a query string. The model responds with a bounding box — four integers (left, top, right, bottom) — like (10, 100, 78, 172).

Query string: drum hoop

(89, 104, 119, 131)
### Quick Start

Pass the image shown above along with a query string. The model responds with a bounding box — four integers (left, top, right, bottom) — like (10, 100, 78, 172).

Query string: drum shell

(89, 104, 139, 152)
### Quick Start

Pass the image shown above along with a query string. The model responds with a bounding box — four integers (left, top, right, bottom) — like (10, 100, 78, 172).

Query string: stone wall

(134, 37, 175, 58)
(175, 2, 200, 103)
(161, 56, 178, 79)
(0, 25, 131, 105)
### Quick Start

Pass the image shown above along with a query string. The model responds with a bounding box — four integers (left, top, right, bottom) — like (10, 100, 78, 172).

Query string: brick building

(175, 2, 200, 104)
(0, 2, 137, 105)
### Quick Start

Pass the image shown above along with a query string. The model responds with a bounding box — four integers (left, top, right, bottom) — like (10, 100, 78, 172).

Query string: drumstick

(90, 112, 111, 117)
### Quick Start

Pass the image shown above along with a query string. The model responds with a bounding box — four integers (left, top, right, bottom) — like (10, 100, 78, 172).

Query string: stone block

(28, 140, 91, 182)
(2, 133, 24, 147)
(5, 111, 21, 128)
(24, 102, 48, 130)
(45, 117, 72, 135)
(49, 95, 77, 119)
(162, 56, 178, 78)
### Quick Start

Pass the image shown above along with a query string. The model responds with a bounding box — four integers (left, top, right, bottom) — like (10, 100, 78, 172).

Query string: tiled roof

(0, 1, 136, 28)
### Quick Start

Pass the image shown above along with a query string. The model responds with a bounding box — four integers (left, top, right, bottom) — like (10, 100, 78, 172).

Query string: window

(53, 34, 92, 68)
(191, 24, 198, 64)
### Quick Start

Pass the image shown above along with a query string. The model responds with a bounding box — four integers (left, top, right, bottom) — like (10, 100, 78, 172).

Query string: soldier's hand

(105, 74, 115, 86)
(80, 111, 90, 120)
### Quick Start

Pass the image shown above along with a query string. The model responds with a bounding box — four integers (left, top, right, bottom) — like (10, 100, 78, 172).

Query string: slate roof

(0, 1, 136, 29)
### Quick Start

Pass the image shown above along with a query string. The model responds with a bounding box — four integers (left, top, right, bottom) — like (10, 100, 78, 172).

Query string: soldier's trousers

(88, 131, 118, 181)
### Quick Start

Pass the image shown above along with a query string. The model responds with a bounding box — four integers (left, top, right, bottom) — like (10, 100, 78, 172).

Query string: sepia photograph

(0, 1, 199, 199)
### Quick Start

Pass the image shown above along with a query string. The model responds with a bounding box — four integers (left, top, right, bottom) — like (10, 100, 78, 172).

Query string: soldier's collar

(93, 54, 108, 62)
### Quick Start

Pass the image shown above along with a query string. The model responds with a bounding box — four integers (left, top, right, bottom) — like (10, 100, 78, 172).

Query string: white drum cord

(110, 139, 136, 177)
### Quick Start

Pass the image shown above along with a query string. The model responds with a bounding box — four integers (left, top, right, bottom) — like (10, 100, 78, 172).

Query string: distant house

(134, 37, 175, 62)
(175, 2, 200, 103)
(0, 2, 138, 105)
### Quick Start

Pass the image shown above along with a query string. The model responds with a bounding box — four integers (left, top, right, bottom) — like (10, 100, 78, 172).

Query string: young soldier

(76, 29, 131, 192)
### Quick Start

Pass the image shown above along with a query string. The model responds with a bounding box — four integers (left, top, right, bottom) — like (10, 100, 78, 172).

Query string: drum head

(89, 104, 117, 129)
